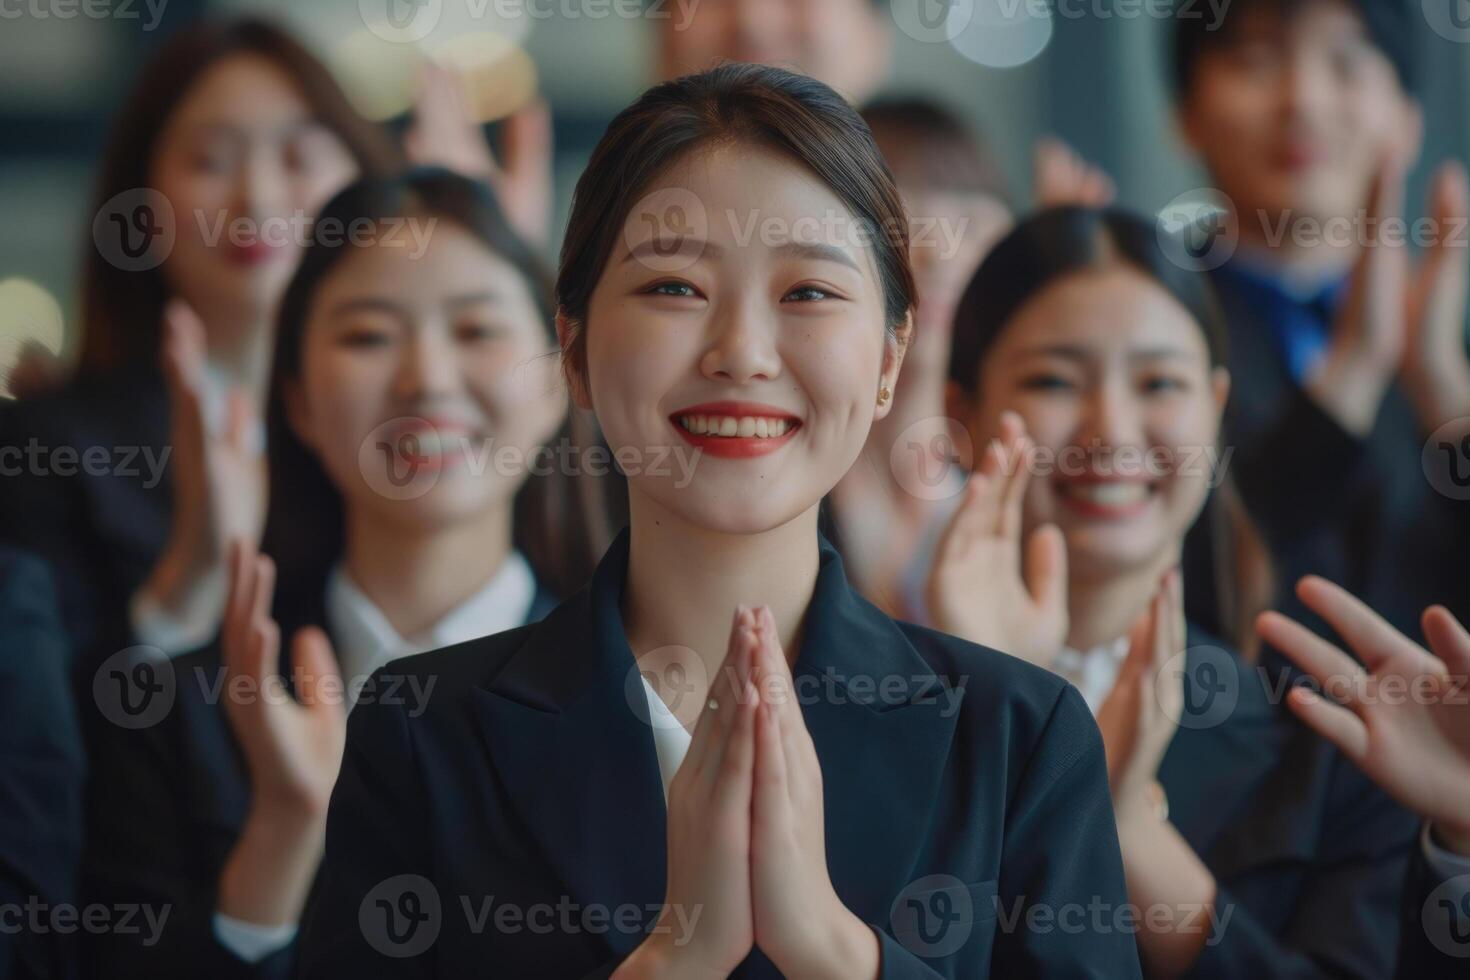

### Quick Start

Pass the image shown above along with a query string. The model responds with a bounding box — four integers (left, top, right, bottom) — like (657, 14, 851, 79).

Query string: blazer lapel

(797, 536, 961, 924)
(472, 533, 668, 959)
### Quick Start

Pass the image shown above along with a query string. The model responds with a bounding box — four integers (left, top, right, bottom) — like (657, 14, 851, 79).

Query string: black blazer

(0, 548, 85, 980)
(80, 577, 559, 980)
(1161, 636, 1419, 979)
(0, 367, 172, 676)
(1395, 835, 1470, 978)
(297, 530, 1142, 979)
(1182, 269, 1467, 641)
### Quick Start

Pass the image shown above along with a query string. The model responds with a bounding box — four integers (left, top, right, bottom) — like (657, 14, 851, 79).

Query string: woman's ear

(555, 309, 594, 411)
(1211, 365, 1231, 416)
(943, 379, 978, 472)
(875, 310, 914, 421)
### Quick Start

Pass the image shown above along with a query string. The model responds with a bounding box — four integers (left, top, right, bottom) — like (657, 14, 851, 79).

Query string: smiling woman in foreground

(298, 64, 1141, 979)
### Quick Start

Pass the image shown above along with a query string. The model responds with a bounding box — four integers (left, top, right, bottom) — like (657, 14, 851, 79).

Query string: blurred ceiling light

(431, 33, 539, 123)
(329, 29, 430, 122)
(0, 278, 65, 399)
(949, 0, 1054, 70)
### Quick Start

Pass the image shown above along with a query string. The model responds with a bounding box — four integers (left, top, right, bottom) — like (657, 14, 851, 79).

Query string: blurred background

(3, 0, 1470, 391)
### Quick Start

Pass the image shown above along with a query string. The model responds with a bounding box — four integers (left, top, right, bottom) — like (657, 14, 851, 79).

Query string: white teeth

(676, 414, 795, 438)
(1065, 482, 1149, 505)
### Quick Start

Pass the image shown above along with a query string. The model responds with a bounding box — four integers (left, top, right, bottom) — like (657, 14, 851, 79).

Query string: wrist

(615, 933, 726, 980)
(1431, 820, 1470, 859)
(774, 899, 878, 980)
(1308, 346, 1395, 436)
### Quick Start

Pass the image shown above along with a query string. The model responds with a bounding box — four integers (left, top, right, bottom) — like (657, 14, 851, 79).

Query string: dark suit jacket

(1160, 636, 1419, 979)
(1182, 267, 1467, 642)
(1395, 834, 1470, 978)
(297, 530, 1142, 979)
(80, 579, 558, 980)
(0, 368, 172, 676)
(0, 548, 85, 980)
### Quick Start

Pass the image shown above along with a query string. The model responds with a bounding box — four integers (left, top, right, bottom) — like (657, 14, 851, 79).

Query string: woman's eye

(1141, 375, 1189, 394)
(1019, 374, 1074, 392)
(645, 281, 699, 299)
(338, 328, 393, 348)
(783, 285, 832, 303)
(456, 322, 505, 343)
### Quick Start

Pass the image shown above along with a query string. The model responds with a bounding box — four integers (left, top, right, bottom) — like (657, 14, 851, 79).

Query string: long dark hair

(78, 17, 400, 378)
(554, 63, 917, 541)
(949, 206, 1272, 654)
(261, 168, 596, 617)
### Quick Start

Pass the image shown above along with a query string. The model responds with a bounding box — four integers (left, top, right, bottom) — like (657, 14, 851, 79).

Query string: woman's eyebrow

(444, 290, 503, 309)
(621, 238, 721, 265)
(325, 296, 404, 318)
(771, 241, 862, 274)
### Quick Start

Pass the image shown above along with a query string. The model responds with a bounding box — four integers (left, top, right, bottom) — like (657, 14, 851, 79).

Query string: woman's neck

(342, 499, 515, 639)
(621, 490, 822, 684)
(194, 298, 273, 397)
(1065, 548, 1178, 653)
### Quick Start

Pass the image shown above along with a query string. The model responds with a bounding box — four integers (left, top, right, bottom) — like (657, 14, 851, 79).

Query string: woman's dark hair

(860, 97, 1010, 205)
(556, 62, 917, 385)
(262, 168, 596, 613)
(949, 206, 1272, 654)
(78, 17, 401, 378)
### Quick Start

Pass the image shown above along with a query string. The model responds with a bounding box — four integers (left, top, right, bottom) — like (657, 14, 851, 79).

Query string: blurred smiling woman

(83, 169, 592, 980)
(299, 65, 1141, 980)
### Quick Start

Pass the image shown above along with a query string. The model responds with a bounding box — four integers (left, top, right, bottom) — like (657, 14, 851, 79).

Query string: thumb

(291, 626, 343, 713)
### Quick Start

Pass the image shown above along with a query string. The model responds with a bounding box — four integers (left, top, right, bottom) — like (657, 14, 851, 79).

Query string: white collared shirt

(214, 550, 538, 962)
(639, 675, 694, 799)
(1052, 636, 1133, 714)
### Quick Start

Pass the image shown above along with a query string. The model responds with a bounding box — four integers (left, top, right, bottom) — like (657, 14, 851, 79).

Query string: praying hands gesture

(617, 606, 879, 980)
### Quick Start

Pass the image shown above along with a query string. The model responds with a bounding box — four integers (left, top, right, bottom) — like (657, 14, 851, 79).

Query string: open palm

(1257, 576, 1470, 851)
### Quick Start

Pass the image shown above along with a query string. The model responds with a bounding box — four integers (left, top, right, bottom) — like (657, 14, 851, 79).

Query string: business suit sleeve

(1394, 827, 1470, 980)
(0, 551, 84, 980)
(1186, 750, 1417, 979)
(989, 684, 1143, 979)
(81, 673, 295, 980)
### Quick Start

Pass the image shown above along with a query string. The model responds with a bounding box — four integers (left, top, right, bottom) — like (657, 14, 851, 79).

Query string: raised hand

(215, 538, 345, 928)
(1033, 137, 1116, 210)
(135, 299, 266, 646)
(404, 61, 553, 248)
(1306, 146, 1415, 436)
(617, 608, 759, 980)
(927, 411, 1068, 667)
(1256, 577, 1470, 855)
(747, 607, 879, 980)
(1096, 568, 1185, 807)
(1402, 159, 1470, 430)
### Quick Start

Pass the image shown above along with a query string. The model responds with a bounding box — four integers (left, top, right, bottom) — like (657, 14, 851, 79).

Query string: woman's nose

(700, 300, 782, 384)
(394, 326, 461, 401)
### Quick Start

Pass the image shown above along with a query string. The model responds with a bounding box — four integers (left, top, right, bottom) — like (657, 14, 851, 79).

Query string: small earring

(877, 386, 891, 405)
